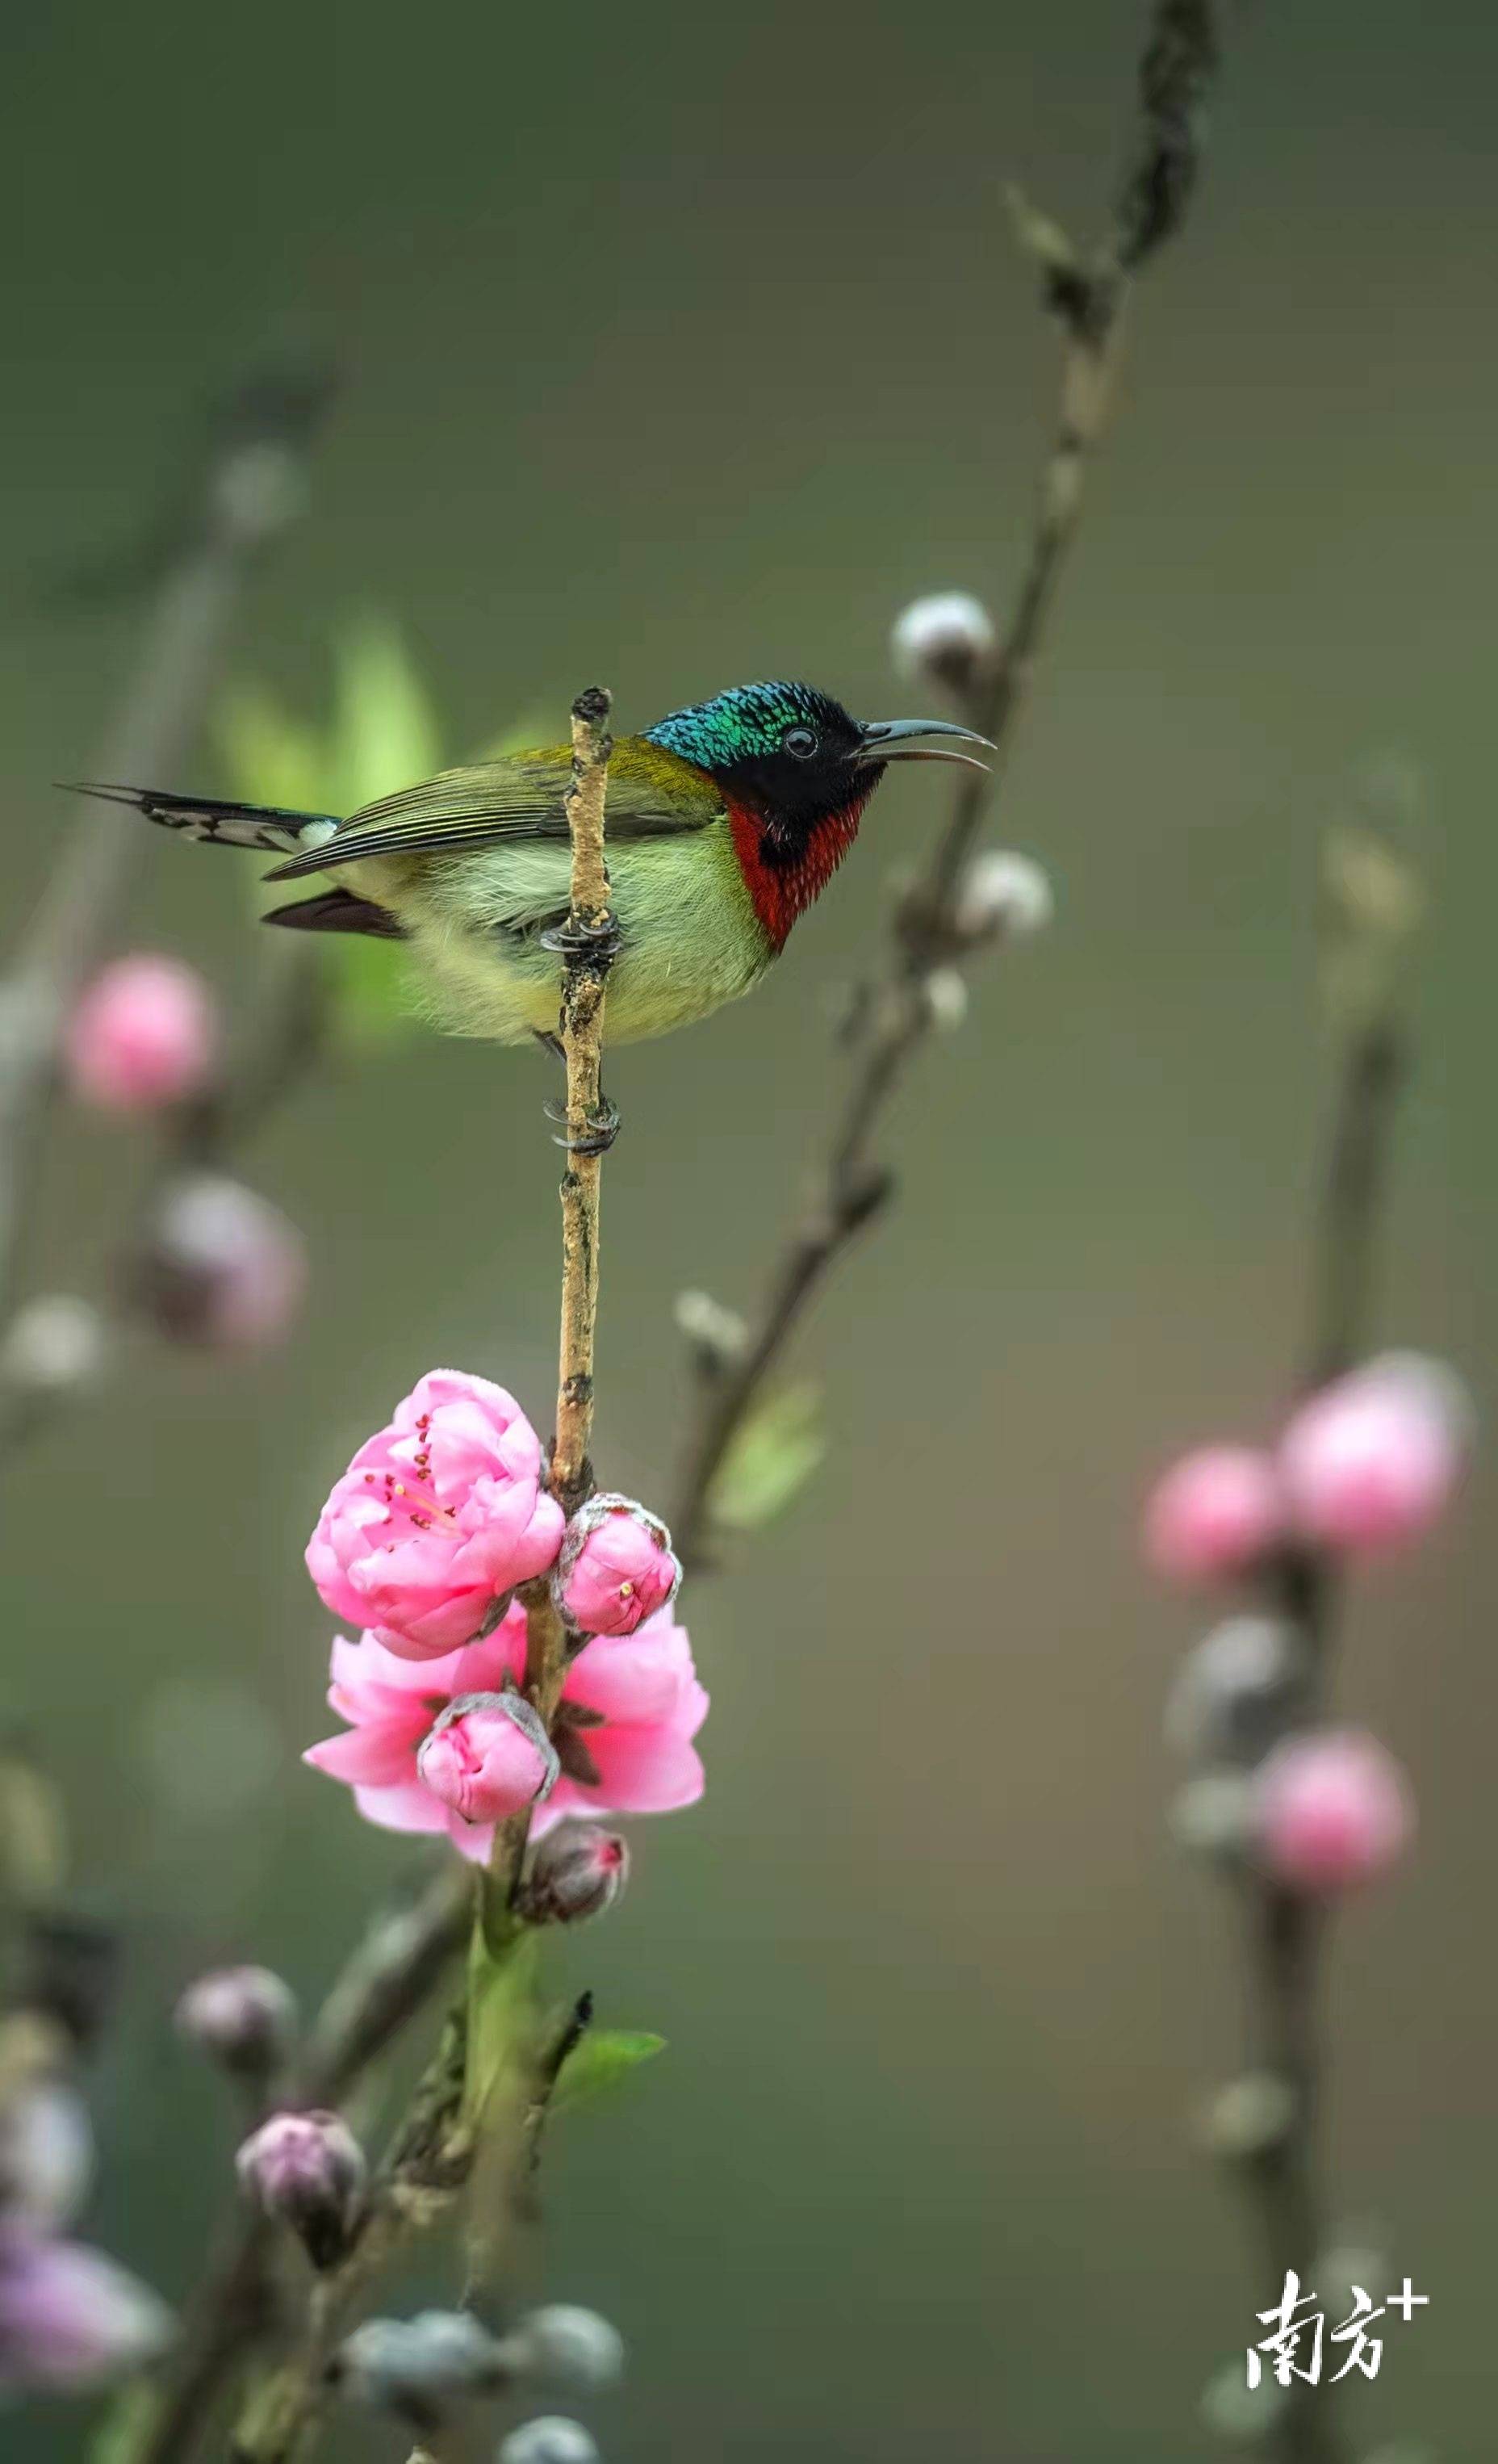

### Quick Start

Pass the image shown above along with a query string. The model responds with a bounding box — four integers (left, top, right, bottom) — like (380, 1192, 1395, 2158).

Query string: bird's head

(643, 681, 992, 946)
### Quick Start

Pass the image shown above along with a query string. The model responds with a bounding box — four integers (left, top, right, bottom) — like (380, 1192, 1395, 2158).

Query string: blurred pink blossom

(144, 1175, 307, 1350)
(306, 1371, 565, 1658)
(0, 2230, 172, 2391)
(1279, 1356, 1468, 1554)
(416, 1693, 558, 1825)
(305, 1601, 708, 1862)
(555, 1494, 680, 1637)
(1254, 1729, 1413, 1892)
(64, 954, 216, 1113)
(1143, 1445, 1286, 1584)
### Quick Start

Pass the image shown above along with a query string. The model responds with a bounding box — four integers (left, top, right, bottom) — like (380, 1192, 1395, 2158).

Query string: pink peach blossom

(1279, 1357, 1467, 1554)
(1143, 1445, 1286, 1585)
(1253, 1730, 1413, 1892)
(416, 1693, 557, 1825)
(143, 1175, 307, 1350)
(306, 1371, 565, 1658)
(303, 1602, 707, 1863)
(65, 954, 216, 1113)
(0, 2231, 172, 2391)
(555, 1494, 681, 1637)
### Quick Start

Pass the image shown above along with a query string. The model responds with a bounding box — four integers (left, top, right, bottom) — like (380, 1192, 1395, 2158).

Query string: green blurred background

(4, 0, 1496, 2455)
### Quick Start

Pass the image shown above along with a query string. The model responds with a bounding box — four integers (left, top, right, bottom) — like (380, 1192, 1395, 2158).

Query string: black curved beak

(855, 718, 996, 774)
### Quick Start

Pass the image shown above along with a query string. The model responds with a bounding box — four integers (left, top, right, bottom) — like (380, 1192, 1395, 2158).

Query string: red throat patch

(724, 788, 874, 952)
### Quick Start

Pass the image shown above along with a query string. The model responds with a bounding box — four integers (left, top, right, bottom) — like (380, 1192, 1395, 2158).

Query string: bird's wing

(263, 740, 723, 882)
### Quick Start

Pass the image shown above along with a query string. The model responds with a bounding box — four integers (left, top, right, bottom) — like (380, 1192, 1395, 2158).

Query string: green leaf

(331, 618, 442, 812)
(465, 1926, 542, 2127)
(552, 2028, 666, 2115)
(706, 1380, 826, 1532)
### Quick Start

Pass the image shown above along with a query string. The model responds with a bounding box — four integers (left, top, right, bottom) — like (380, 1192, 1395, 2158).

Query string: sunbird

(72, 681, 991, 1047)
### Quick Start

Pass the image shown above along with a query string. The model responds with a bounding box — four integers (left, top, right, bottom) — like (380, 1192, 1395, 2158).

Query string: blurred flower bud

(953, 850, 1055, 946)
(0, 2231, 173, 2391)
(137, 1175, 308, 1350)
(1169, 1770, 1256, 1864)
(673, 1289, 748, 1372)
(416, 1693, 558, 1825)
(499, 2420, 600, 2464)
(507, 2304, 625, 2391)
(236, 2109, 365, 2268)
(922, 968, 969, 1033)
(1279, 1354, 1470, 1555)
(64, 955, 216, 1113)
(518, 1824, 630, 1928)
(554, 1497, 680, 1639)
(337, 2309, 508, 2423)
(1143, 1446, 1286, 1586)
(890, 592, 997, 696)
(176, 1965, 299, 2079)
(1253, 1731, 1413, 1893)
(1197, 2072, 1298, 2163)
(0, 1297, 107, 1398)
(1165, 1617, 1306, 1766)
(1201, 2357, 1289, 2443)
(212, 442, 309, 548)
(0, 2081, 92, 2227)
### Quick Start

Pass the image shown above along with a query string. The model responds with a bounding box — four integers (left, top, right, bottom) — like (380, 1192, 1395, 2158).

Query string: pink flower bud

(1253, 1730, 1413, 1892)
(236, 2110, 366, 2269)
(64, 955, 216, 1113)
(554, 1495, 681, 1638)
(1143, 1446, 1286, 1585)
(176, 1965, 299, 2076)
(0, 2231, 172, 2391)
(416, 1692, 558, 1825)
(139, 1175, 307, 1350)
(1279, 1356, 1469, 1554)
(518, 1822, 630, 1926)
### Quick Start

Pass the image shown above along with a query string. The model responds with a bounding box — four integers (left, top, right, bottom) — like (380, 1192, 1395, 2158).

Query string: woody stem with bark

(670, 0, 1224, 1569)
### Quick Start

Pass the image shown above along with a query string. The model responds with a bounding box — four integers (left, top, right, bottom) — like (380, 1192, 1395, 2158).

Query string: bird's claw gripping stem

(538, 913, 624, 966)
(543, 1092, 621, 1155)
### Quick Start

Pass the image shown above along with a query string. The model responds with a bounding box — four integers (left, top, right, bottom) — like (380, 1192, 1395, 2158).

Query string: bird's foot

(543, 1092, 621, 1155)
(538, 913, 624, 967)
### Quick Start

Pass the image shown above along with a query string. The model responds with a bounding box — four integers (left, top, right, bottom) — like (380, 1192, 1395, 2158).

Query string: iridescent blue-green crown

(645, 681, 851, 770)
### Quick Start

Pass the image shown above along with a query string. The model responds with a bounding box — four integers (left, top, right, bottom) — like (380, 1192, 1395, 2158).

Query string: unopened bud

(1165, 1618, 1306, 1767)
(176, 1966, 299, 2079)
(211, 442, 309, 547)
(416, 1693, 558, 1825)
(890, 592, 997, 696)
(673, 1289, 748, 1370)
(236, 2109, 365, 2268)
(500, 2420, 600, 2464)
(0, 2081, 93, 2227)
(518, 1825, 630, 1928)
(0, 2232, 173, 2392)
(0, 1296, 107, 1397)
(922, 968, 969, 1033)
(554, 1496, 680, 1638)
(508, 2303, 625, 2391)
(1197, 2072, 1298, 2163)
(137, 1175, 307, 1351)
(953, 850, 1054, 945)
(337, 2310, 508, 2424)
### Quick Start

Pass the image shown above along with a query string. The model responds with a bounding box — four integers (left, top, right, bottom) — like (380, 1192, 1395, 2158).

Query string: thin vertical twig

(671, 0, 1224, 1567)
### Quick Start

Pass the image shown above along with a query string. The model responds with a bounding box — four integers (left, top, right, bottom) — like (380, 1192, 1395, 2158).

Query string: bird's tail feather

(61, 782, 341, 858)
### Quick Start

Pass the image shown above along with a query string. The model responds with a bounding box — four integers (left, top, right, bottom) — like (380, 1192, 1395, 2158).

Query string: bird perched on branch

(68, 681, 990, 1047)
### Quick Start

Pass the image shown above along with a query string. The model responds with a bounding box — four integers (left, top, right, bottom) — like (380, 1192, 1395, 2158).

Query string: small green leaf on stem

(706, 1380, 826, 1532)
(551, 2028, 665, 2115)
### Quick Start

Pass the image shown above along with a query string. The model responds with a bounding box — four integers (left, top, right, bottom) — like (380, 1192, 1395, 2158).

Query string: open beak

(855, 718, 996, 774)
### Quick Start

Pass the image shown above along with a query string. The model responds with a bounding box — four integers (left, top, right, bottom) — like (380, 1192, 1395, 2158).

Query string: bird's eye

(782, 725, 818, 759)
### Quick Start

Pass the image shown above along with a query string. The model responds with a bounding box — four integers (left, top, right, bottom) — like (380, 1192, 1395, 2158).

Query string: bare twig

(672, 0, 1224, 1566)
(107, 1863, 471, 2464)
(0, 367, 330, 1330)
